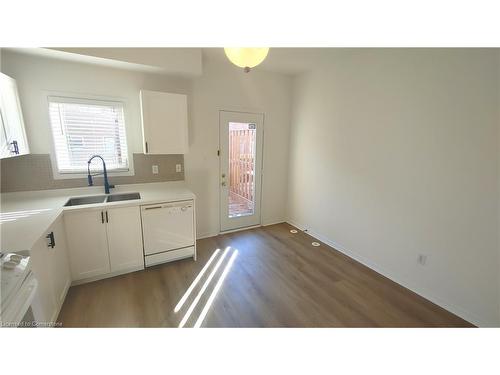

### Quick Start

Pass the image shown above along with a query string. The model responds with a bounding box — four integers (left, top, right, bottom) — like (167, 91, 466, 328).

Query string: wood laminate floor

(58, 223, 473, 327)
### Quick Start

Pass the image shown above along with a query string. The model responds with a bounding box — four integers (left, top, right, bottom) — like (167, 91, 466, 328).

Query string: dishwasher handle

(144, 206, 163, 210)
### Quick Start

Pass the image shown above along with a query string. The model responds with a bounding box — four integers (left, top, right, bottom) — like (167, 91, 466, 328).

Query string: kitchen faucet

(87, 155, 114, 194)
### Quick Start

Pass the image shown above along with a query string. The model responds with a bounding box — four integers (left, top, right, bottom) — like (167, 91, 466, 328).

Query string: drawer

(144, 246, 195, 267)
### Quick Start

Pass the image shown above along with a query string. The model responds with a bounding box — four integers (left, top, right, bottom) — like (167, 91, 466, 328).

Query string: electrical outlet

(152, 165, 159, 174)
(417, 254, 427, 266)
(176, 164, 182, 173)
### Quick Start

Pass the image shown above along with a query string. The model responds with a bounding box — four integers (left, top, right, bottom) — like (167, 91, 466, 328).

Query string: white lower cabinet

(64, 208, 110, 281)
(29, 216, 71, 325)
(50, 217, 72, 307)
(106, 206, 144, 272)
(64, 205, 144, 282)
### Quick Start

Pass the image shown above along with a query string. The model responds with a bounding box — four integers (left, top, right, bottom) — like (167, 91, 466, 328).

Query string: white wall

(188, 61, 292, 237)
(2, 50, 292, 238)
(287, 49, 500, 327)
(1, 50, 190, 156)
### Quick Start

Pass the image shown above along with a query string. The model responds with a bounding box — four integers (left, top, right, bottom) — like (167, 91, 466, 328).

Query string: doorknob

(221, 181, 226, 187)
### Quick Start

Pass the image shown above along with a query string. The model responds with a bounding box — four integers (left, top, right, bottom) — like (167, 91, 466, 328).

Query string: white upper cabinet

(140, 90, 188, 154)
(0, 72, 29, 159)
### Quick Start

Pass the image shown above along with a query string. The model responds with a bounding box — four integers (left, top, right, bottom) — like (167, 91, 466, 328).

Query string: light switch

(152, 165, 159, 174)
(176, 164, 182, 173)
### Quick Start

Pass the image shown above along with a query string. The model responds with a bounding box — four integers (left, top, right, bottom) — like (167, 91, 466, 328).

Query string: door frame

(218, 110, 265, 233)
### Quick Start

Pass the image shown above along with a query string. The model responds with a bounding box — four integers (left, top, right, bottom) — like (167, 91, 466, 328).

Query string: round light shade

(224, 48, 269, 71)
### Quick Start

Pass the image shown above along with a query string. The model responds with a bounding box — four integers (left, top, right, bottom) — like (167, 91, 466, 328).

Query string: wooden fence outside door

(229, 127, 256, 203)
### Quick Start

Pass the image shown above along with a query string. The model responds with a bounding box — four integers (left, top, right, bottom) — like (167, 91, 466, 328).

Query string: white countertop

(0, 181, 195, 253)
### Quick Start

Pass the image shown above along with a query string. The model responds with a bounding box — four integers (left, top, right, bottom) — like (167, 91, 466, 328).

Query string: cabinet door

(49, 216, 71, 307)
(64, 209, 110, 281)
(29, 235, 57, 324)
(140, 90, 188, 154)
(30, 217, 71, 325)
(0, 72, 29, 158)
(106, 206, 144, 272)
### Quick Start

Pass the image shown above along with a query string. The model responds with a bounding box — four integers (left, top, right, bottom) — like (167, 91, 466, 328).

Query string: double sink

(65, 192, 141, 207)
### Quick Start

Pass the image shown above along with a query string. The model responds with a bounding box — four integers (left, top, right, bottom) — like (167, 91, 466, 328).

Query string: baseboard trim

(286, 219, 497, 327)
(219, 224, 262, 234)
(262, 220, 286, 227)
(71, 265, 144, 286)
(197, 232, 219, 240)
(197, 221, 286, 241)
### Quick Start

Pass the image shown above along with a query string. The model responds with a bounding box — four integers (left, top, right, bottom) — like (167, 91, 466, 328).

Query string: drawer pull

(46, 231, 55, 248)
(145, 206, 162, 210)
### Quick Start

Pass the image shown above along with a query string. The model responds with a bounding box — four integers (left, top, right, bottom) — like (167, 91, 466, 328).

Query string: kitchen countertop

(0, 181, 195, 253)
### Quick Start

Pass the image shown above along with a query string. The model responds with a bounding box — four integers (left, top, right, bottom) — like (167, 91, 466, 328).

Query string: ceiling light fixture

(224, 48, 269, 73)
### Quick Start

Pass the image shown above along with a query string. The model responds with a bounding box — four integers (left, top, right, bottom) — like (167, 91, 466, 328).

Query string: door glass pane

(228, 122, 256, 218)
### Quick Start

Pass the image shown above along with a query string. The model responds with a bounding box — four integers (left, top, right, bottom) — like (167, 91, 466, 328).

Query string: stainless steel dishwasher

(140, 200, 196, 267)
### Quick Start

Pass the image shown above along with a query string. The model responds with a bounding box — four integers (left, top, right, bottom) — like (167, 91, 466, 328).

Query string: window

(48, 96, 129, 174)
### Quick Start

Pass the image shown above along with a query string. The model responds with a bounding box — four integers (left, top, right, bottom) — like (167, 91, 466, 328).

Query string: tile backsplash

(0, 153, 184, 193)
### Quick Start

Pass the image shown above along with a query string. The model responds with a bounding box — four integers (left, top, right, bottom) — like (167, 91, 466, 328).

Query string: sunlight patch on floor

(178, 247, 230, 328)
(174, 249, 221, 313)
(194, 250, 238, 328)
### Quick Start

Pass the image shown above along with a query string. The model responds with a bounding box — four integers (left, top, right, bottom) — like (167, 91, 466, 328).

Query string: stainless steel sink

(64, 195, 107, 206)
(106, 192, 141, 203)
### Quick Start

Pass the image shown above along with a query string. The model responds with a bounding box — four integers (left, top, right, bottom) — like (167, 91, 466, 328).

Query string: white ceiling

(202, 48, 344, 75)
(4, 47, 203, 76)
(4, 47, 347, 76)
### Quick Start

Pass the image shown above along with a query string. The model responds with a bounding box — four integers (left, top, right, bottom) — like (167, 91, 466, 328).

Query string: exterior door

(219, 110, 264, 232)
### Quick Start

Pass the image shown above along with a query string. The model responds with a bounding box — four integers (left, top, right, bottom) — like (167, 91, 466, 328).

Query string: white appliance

(0, 251, 38, 327)
(141, 200, 195, 267)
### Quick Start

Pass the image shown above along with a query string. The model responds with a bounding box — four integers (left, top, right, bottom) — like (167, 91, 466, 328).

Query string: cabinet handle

(10, 140, 19, 155)
(145, 141, 149, 153)
(144, 206, 162, 210)
(101, 211, 104, 223)
(105, 211, 109, 223)
(46, 231, 55, 248)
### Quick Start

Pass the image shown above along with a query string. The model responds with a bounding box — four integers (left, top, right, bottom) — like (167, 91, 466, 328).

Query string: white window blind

(48, 97, 129, 173)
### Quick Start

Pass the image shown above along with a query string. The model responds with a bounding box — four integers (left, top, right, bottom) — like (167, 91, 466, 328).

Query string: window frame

(45, 92, 135, 180)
